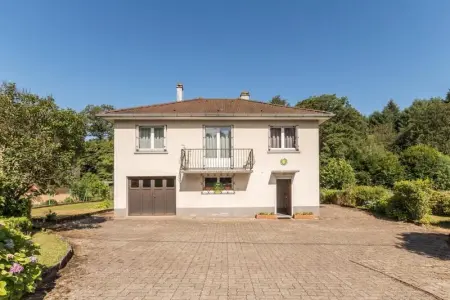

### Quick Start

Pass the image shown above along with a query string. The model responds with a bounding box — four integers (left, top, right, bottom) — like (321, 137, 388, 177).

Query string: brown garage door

(128, 177, 176, 216)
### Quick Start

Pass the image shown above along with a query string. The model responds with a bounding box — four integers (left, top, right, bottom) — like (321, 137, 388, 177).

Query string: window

(130, 179, 140, 188)
(142, 179, 151, 188)
(203, 176, 234, 193)
(154, 178, 163, 188)
(269, 126, 297, 150)
(204, 126, 232, 158)
(136, 126, 166, 152)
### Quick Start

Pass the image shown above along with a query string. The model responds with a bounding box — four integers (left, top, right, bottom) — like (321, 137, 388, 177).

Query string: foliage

(46, 199, 58, 206)
(81, 104, 115, 140)
(320, 158, 356, 189)
(296, 94, 368, 162)
(63, 197, 76, 204)
(400, 145, 450, 190)
(354, 138, 404, 187)
(430, 191, 450, 216)
(0, 83, 85, 213)
(96, 200, 113, 209)
(368, 100, 401, 149)
(258, 212, 274, 215)
(347, 186, 392, 208)
(0, 225, 42, 298)
(0, 217, 33, 234)
(395, 98, 450, 154)
(269, 95, 289, 106)
(70, 173, 110, 202)
(45, 210, 58, 222)
(78, 139, 113, 181)
(295, 212, 313, 215)
(386, 180, 431, 222)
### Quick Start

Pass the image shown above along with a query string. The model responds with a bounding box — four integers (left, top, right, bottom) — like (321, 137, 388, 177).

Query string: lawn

(429, 214, 450, 229)
(32, 232, 69, 267)
(31, 201, 110, 219)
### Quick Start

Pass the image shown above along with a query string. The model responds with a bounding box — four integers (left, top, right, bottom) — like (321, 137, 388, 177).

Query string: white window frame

(268, 126, 298, 151)
(201, 175, 234, 194)
(135, 125, 167, 152)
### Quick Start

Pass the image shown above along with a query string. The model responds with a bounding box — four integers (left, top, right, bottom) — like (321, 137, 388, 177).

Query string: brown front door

(128, 177, 176, 216)
(276, 179, 292, 215)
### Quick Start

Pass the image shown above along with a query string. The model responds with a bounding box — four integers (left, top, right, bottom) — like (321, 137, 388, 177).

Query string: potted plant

(255, 212, 277, 219)
(224, 184, 232, 191)
(293, 212, 316, 220)
(213, 182, 224, 194)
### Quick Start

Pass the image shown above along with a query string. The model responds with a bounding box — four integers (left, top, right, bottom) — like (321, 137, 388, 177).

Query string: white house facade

(100, 86, 333, 218)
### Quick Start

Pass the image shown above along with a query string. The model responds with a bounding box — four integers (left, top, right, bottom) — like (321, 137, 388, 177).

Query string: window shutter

(202, 125, 206, 169)
(135, 125, 140, 151)
(164, 125, 167, 151)
(295, 125, 299, 150)
(268, 126, 272, 151)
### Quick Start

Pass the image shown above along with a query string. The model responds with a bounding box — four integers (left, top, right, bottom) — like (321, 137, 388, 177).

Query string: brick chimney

(176, 83, 184, 102)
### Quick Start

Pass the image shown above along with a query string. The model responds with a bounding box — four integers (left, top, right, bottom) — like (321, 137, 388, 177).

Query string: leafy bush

(46, 199, 58, 206)
(70, 173, 110, 202)
(320, 158, 356, 189)
(0, 217, 33, 234)
(430, 191, 450, 216)
(320, 189, 343, 204)
(63, 197, 76, 204)
(96, 200, 113, 209)
(400, 145, 450, 190)
(0, 225, 42, 298)
(386, 179, 431, 222)
(45, 210, 58, 222)
(348, 186, 392, 208)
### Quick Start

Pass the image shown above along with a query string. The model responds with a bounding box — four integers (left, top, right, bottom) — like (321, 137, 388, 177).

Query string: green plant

(348, 186, 392, 208)
(0, 217, 33, 234)
(320, 158, 356, 189)
(213, 182, 224, 194)
(45, 210, 57, 222)
(63, 196, 76, 204)
(0, 224, 42, 298)
(386, 179, 432, 222)
(295, 212, 313, 215)
(320, 189, 343, 204)
(258, 212, 274, 215)
(70, 173, 110, 202)
(96, 200, 113, 209)
(46, 199, 58, 206)
(430, 190, 450, 216)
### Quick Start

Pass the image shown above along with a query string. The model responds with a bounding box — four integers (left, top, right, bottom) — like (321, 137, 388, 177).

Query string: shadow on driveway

(397, 232, 450, 260)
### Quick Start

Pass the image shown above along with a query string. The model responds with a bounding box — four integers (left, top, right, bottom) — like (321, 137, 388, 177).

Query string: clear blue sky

(1, 0, 449, 115)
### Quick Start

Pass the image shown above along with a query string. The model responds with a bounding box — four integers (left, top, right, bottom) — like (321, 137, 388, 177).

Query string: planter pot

(293, 214, 316, 220)
(255, 214, 277, 219)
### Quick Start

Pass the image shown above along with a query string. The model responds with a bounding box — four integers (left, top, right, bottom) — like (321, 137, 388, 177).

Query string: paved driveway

(34, 205, 450, 300)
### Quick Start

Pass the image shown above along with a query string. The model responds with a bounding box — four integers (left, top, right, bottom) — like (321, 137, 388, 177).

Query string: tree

(320, 158, 356, 189)
(81, 104, 115, 140)
(0, 82, 85, 209)
(395, 98, 450, 154)
(79, 139, 113, 181)
(368, 100, 401, 149)
(269, 95, 289, 106)
(296, 94, 368, 163)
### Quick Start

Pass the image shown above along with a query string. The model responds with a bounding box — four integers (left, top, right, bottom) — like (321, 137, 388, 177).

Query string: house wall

(114, 120, 320, 217)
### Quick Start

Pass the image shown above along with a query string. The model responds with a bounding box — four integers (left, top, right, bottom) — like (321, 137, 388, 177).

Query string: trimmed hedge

(349, 186, 392, 208)
(430, 190, 450, 216)
(386, 179, 431, 222)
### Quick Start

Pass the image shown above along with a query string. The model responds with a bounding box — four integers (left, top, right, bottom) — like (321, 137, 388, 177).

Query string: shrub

(386, 179, 431, 222)
(430, 191, 450, 216)
(400, 145, 450, 190)
(70, 173, 110, 202)
(320, 189, 343, 204)
(0, 217, 33, 234)
(45, 210, 58, 222)
(348, 186, 392, 208)
(63, 196, 76, 204)
(96, 200, 113, 209)
(0, 225, 42, 298)
(357, 148, 404, 187)
(46, 199, 58, 206)
(0, 177, 33, 217)
(320, 158, 356, 189)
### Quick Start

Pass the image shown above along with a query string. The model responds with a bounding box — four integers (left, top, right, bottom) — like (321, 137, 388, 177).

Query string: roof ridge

(106, 98, 205, 114)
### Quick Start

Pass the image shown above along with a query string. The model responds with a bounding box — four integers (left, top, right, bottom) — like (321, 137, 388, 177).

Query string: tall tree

(81, 104, 115, 140)
(0, 82, 85, 198)
(296, 94, 368, 163)
(269, 95, 290, 106)
(368, 99, 401, 149)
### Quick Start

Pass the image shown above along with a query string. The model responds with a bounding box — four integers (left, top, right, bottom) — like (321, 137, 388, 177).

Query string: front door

(204, 126, 231, 169)
(276, 179, 292, 215)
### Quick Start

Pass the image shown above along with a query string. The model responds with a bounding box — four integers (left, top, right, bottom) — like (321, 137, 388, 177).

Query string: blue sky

(1, 0, 449, 115)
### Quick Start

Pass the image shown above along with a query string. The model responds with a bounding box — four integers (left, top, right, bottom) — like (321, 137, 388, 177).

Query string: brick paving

(33, 205, 450, 300)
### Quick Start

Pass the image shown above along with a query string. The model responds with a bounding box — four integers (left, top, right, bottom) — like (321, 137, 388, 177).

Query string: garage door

(128, 177, 176, 216)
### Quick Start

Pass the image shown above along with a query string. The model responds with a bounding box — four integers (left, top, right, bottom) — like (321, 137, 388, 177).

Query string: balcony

(180, 148, 254, 173)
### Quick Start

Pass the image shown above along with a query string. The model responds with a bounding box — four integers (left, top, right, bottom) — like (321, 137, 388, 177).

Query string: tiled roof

(104, 98, 332, 116)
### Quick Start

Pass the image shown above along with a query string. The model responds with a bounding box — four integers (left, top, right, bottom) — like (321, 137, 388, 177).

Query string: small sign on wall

(280, 158, 288, 166)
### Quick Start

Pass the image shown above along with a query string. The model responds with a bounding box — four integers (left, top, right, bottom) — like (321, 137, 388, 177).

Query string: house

(99, 84, 333, 217)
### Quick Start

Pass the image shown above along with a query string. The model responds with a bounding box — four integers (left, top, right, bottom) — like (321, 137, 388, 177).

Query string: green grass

(32, 232, 69, 267)
(429, 214, 450, 229)
(31, 201, 109, 219)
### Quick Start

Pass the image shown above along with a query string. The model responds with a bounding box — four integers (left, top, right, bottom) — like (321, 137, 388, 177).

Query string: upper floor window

(269, 126, 298, 150)
(136, 126, 167, 152)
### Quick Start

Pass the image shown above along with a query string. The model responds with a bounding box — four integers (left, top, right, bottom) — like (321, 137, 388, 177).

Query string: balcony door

(204, 126, 231, 169)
